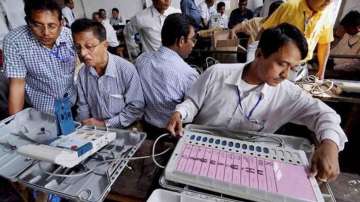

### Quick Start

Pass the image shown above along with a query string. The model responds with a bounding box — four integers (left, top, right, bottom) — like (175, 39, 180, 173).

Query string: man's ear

(255, 48, 262, 58)
(103, 41, 109, 49)
(177, 36, 185, 48)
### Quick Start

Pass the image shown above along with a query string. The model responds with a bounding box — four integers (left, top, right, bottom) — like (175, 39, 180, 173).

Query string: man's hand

(310, 139, 340, 182)
(81, 118, 105, 127)
(229, 29, 236, 39)
(166, 112, 183, 137)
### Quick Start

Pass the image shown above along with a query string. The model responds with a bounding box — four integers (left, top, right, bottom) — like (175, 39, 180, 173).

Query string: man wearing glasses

(167, 23, 347, 183)
(71, 18, 144, 128)
(3, 0, 76, 115)
(135, 13, 199, 137)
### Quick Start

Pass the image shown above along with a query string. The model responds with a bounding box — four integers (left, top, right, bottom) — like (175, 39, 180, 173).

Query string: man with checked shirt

(3, 0, 76, 115)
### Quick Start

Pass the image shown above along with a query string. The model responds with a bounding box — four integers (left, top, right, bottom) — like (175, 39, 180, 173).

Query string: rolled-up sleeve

(105, 64, 144, 128)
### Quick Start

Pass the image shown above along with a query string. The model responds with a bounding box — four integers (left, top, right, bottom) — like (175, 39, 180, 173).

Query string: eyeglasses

(29, 21, 60, 33)
(74, 42, 103, 54)
(187, 36, 198, 44)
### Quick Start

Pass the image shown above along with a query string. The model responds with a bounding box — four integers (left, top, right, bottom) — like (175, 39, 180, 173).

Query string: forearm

(8, 78, 25, 115)
(105, 102, 144, 128)
(317, 43, 330, 79)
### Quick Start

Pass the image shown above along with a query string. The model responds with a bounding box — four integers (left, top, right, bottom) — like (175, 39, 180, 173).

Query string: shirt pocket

(108, 94, 125, 115)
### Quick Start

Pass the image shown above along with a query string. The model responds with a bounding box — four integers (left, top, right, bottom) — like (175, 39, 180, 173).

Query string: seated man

(209, 1, 229, 29)
(228, 0, 254, 29)
(331, 11, 360, 71)
(136, 13, 199, 136)
(167, 23, 347, 182)
(4, 0, 76, 115)
(71, 18, 144, 128)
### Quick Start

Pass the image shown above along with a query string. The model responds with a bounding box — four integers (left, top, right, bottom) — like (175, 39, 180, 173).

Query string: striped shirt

(135, 46, 199, 128)
(77, 53, 144, 128)
(3, 25, 76, 113)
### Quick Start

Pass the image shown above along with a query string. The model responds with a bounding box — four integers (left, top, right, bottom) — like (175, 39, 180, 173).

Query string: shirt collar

(224, 63, 269, 97)
(89, 52, 117, 78)
(300, 0, 325, 17)
(158, 46, 183, 59)
(151, 5, 173, 17)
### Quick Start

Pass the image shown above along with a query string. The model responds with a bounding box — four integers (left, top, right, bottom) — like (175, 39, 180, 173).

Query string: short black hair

(71, 18, 107, 42)
(340, 10, 360, 28)
(217, 2, 225, 10)
(268, 1, 283, 17)
(258, 23, 308, 59)
(161, 13, 196, 47)
(64, 0, 72, 4)
(24, 0, 62, 22)
(112, 8, 119, 13)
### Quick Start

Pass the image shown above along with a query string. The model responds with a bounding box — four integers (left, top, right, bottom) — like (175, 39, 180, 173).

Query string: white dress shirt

(61, 6, 75, 26)
(124, 6, 181, 56)
(176, 63, 348, 150)
(209, 13, 229, 29)
(102, 20, 119, 48)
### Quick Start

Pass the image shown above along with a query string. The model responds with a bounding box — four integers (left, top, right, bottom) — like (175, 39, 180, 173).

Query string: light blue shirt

(77, 53, 144, 128)
(180, 0, 202, 28)
(4, 25, 76, 113)
(136, 46, 199, 128)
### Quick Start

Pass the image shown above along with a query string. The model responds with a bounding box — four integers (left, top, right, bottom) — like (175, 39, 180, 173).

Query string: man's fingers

(174, 121, 183, 137)
(166, 121, 176, 136)
(309, 159, 318, 177)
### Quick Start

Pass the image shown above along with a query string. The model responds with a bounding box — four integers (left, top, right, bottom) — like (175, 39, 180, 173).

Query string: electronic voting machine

(161, 127, 326, 202)
(0, 108, 146, 202)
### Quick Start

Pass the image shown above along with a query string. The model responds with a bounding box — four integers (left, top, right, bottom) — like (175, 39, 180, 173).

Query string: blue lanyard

(236, 88, 262, 120)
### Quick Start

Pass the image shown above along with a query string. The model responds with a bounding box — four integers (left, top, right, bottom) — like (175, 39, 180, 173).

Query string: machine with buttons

(164, 129, 324, 202)
(17, 128, 117, 168)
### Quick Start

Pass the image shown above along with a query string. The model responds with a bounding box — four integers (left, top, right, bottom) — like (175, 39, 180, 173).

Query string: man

(98, 8, 109, 24)
(228, 0, 254, 29)
(71, 18, 144, 128)
(125, 0, 180, 57)
(198, 0, 216, 28)
(209, 2, 229, 29)
(167, 23, 347, 182)
(93, 11, 119, 54)
(261, 0, 334, 79)
(180, 0, 202, 29)
(110, 8, 123, 26)
(136, 13, 199, 136)
(62, 0, 75, 27)
(3, 0, 76, 115)
(331, 11, 360, 71)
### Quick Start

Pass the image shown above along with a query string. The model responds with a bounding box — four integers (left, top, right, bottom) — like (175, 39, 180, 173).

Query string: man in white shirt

(61, 0, 75, 27)
(167, 23, 347, 182)
(93, 12, 119, 54)
(199, 0, 216, 28)
(124, 0, 180, 57)
(209, 1, 229, 29)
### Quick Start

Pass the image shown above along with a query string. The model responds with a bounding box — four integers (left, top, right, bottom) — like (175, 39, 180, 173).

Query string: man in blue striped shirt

(72, 19, 144, 128)
(136, 13, 199, 136)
